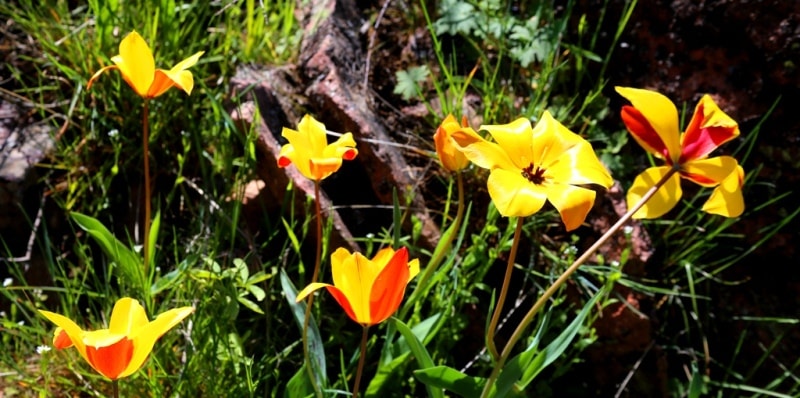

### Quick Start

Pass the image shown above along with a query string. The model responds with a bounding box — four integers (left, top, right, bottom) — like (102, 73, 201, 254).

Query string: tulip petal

(108, 298, 149, 335)
(120, 306, 194, 378)
(487, 168, 548, 217)
(451, 128, 517, 171)
(616, 87, 681, 162)
(681, 156, 738, 187)
(39, 310, 88, 361)
(702, 165, 745, 217)
(545, 183, 597, 231)
(86, 65, 119, 91)
(680, 95, 740, 161)
(627, 166, 682, 219)
(369, 248, 410, 325)
(434, 115, 470, 171)
(329, 251, 380, 324)
(116, 31, 155, 97)
(146, 69, 180, 98)
(325, 285, 362, 324)
(84, 334, 134, 380)
(482, 118, 535, 170)
(323, 132, 358, 160)
(53, 327, 74, 349)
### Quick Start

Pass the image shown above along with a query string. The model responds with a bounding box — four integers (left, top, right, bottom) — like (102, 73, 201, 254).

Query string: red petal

(277, 156, 292, 168)
(325, 286, 360, 324)
(343, 148, 357, 161)
(85, 338, 134, 380)
(621, 106, 671, 161)
(368, 247, 410, 325)
(680, 101, 738, 162)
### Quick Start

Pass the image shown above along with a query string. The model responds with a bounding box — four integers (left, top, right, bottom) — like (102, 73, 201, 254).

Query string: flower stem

(486, 216, 525, 361)
(142, 100, 151, 277)
(112, 379, 119, 398)
(353, 325, 370, 398)
(479, 168, 677, 398)
(302, 180, 324, 398)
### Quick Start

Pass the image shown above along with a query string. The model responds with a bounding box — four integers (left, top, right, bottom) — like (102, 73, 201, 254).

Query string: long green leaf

(279, 269, 326, 388)
(392, 317, 443, 398)
(414, 366, 484, 397)
(70, 212, 144, 292)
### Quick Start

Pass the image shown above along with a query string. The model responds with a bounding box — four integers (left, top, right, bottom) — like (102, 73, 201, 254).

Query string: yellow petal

(408, 259, 420, 280)
(297, 114, 329, 155)
(702, 164, 744, 217)
(450, 127, 517, 171)
(615, 87, 681, 163)
(169, 51, 204, 73)
(545, 183, 597, 231)
(296, 282, 334, 302)
(82, 329, 126, 347)
(537, 112, 613, 189)
(681, 156, 739, 187)
(146, 69, 180, 98)
(679, 95, 740, 161)
(487, 168, 548, 217)
(627, 166, 682, 219)
(120, 306, 194, 378)
(481, 118, 535, 169)
(38, 310, 89, 363)
(116, 31, 155, 97)
(86, 65, 119, 91)
(108, 298, 149, 335)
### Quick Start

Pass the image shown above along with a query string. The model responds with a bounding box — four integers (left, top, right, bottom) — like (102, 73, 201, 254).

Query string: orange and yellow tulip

(450, 111, 613, 231)
(39, 297, 193, 380)
(616, 87, 744, 218)
(296, 247, 419, 326)
(278, 115, 358, 181)
(87, 31, 204, 99)
(434, 114, 470, 172)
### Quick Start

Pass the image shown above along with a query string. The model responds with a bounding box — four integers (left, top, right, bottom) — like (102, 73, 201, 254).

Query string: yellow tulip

(434, 114, 470, 172)
(617, 87, 744, 218)
(296, 247, 419, 326)
(278, 114, 358, 180)
(450, 111, 613, 231)
(87, 31, 204, 99)
(39, 297, 194, 380)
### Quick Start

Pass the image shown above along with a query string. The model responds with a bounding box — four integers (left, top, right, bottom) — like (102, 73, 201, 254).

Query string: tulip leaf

(70, 212, 144, 292)
(392, 317, 443, 398)
(365, 352, 411, 396)
(414, 366, 485, 397)
(498, 289, 604, 393)
(279, 269, 326, 388)
(285, 367, 315, 398)
(147, 210, 160, 268)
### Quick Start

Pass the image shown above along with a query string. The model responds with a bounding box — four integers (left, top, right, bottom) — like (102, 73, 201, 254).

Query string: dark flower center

(521, 163, 546, 184)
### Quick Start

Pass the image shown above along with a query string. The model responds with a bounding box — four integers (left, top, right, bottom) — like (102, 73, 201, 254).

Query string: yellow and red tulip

(616, 87, 744, 218)
(39, 297, 193, 380)
(278, 114, 358, 181)
(434, 114, 470, 172)
(450, 111, 613, 231)
(296, 247, 419, 326)
(87, 31, 204, 99)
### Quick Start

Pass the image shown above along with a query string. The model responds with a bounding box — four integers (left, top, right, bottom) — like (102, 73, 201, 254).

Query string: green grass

(1, 0, 797, 397)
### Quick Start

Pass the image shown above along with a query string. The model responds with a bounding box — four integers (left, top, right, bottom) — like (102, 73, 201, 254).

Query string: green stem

(486, 216, 525, 361)
(401, 171, 465, 319)
(479, 168, 677, 398)
(142, 100, 151, 276)
(352, 325, 370, 398)
(302, 180, 324, 398)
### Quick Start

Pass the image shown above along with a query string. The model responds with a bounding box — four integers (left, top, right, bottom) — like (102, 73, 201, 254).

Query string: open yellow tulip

(617, 87, 744, 218)
(278, 114, 358, 181)
(451, 111, 613, 231)
(39, 297, 194, 380)
(87, 31, 204, 99)
(296, 247, 419, 326)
